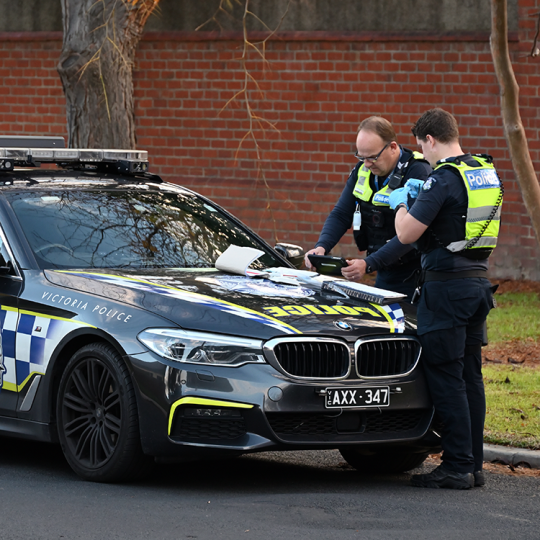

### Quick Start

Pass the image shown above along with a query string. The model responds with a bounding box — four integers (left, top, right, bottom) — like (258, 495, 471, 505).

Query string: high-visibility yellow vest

(434, 156, 502, 252)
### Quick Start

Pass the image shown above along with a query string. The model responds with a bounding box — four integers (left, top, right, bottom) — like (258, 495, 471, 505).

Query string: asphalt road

(0, 437, 538, 540)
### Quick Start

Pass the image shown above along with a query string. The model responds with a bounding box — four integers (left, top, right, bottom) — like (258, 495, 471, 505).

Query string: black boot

(474, 470, 485, 487)
(411, 464, 474, 490)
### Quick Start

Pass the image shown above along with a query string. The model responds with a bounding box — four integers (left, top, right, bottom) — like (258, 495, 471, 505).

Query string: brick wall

(1, 0, 540, 280)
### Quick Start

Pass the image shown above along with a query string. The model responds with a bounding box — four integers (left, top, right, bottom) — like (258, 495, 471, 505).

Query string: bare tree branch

(491, 0, 540, 246)
(195, 0, 242, 31)
(198, 1, 292, 243)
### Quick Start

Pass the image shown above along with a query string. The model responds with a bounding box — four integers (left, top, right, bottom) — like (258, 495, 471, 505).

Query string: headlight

(137, 328, 265, 367)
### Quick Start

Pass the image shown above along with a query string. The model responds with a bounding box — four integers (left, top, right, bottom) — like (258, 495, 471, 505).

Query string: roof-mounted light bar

(0, 146, 149, 174)
(0, 135, 65, 149)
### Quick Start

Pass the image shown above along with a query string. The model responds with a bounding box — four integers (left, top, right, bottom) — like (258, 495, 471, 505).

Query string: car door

(0, 226, 22, 418)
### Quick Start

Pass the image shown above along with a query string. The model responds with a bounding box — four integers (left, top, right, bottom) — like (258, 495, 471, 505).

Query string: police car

(0, 136, 440, 482)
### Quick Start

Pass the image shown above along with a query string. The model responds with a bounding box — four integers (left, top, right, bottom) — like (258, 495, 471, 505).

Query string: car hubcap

(61, 358, 122, 469)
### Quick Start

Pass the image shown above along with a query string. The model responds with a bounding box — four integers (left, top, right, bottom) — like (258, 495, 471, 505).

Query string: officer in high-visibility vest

(390, 108, 503, 490)
(305, 116, 432, 300)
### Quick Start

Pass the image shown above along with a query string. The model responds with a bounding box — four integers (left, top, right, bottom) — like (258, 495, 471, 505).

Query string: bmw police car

(0, 136, 440, 482)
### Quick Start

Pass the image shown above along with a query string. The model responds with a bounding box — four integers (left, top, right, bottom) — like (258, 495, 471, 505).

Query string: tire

(339, 446, 429, 474)
(56, 342, 152, 482)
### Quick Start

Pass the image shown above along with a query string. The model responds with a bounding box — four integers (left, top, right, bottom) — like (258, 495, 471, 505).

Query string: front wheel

(56, 342, 152, 482)
(339, 446, 429, 474)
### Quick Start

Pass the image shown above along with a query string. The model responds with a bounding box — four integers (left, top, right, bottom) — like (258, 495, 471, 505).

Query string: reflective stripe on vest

(435, 157, 502, 252)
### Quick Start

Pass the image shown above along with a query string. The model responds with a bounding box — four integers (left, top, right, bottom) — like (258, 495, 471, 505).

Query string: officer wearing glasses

(305, 116, 432, 299)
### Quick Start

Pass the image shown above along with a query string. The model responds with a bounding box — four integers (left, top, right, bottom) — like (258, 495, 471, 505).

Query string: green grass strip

(484, 365, 540, 450)
(487, 292, 540, 344)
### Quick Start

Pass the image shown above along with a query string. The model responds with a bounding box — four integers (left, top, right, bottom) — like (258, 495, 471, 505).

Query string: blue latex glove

(404, 178, 425, 199)
(388, 187, 409, 210)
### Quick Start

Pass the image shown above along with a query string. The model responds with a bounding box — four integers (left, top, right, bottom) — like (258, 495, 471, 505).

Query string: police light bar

(0, 146, 149, 173)
(0, 135, 65, 148)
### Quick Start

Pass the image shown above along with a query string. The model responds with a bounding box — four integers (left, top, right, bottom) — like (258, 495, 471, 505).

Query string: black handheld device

(308, 254, 348, 275)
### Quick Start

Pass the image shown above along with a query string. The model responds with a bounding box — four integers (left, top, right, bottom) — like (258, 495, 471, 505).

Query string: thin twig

(197, 0, 292, 242)
(530, 11, 540, 57)
(99, 62, 111, 121)
(107, 36, 131, 69)
(195, 0, 242, 31)
(77, 49, 102, 81)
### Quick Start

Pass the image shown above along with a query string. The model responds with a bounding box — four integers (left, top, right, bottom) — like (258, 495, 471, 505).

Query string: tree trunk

(490, 0, 540, 245)
(58, 0, 159, 149)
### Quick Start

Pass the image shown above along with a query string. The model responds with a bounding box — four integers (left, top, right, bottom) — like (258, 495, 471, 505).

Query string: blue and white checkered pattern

(379, 303, 405, 334)
(0, 308, 17, 389)
(0, 307, 90, 391)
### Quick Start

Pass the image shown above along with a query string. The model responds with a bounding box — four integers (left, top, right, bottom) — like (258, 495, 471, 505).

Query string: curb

(484, 443, 540, 469)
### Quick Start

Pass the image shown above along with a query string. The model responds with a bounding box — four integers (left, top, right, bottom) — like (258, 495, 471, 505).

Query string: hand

(404, 178, 425, 199)
(304, 246, 325, 270)
(341, 259, 367, 282)
(388, 187, 409, 210)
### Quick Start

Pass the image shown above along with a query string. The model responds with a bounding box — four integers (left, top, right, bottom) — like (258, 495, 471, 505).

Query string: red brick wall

(1, 1, 540, 280)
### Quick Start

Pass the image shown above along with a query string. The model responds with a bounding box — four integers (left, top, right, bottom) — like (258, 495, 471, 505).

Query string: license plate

(325, 386, 390, 409)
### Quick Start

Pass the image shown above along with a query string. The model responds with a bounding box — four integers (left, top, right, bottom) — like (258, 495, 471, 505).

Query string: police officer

(305, 116, 432, 300)
(390, 108, 502, 489)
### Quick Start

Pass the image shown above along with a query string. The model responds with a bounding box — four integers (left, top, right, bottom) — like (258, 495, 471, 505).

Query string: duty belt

(410, 269, 488, 304)
(422, 269, 488, 282)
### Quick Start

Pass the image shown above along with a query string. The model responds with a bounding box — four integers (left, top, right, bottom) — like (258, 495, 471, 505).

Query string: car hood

(44, 268, 417, 340)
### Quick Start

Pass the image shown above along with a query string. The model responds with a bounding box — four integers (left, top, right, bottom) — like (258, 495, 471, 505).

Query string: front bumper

(128, 350, 438, 459)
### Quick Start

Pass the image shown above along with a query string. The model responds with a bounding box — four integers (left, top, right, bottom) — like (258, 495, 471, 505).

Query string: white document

(265, 268, 318, 279)
(263, 267, 316, 286)
(215, 245, 265, 276)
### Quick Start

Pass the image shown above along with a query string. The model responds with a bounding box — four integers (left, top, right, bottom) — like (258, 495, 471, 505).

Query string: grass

(486, 292, 540, 344)
(482, 289, 540, 449)
(483, 365, 540, 450)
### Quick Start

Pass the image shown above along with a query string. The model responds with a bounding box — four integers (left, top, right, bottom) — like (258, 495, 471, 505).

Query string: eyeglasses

(354, 143, 389, 163)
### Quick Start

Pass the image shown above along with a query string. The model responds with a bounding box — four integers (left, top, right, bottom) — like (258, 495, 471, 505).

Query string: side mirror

(274, 243, 305, 269)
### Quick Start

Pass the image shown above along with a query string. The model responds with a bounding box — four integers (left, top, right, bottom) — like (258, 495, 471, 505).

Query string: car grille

(170, 417, 247, 441)
(266, 410, 425, 438)
(270, 340, 350, 378)
(364, 410, 423, 433)
(355, 338, 421, 378)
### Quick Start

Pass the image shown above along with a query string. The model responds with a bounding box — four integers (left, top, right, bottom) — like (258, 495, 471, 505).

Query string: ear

(425, 134, 436, 148)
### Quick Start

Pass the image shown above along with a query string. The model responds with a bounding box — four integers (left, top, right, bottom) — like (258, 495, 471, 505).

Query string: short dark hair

(411, 108, 459, 143)
(358, 116, 397, 144)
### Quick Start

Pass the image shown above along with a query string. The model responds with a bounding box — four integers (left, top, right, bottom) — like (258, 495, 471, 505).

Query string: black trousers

(417, 278, 494, 473)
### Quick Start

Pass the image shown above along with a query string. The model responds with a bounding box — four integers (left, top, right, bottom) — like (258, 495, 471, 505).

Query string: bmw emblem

(334, 320, 352, 331)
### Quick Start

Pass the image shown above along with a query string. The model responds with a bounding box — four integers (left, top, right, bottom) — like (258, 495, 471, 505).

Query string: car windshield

(6, 189, 283, 270)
